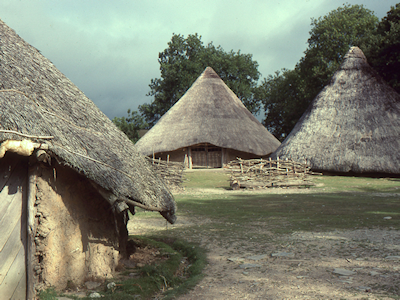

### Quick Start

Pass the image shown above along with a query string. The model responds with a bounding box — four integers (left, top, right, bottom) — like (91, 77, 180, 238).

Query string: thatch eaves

(135, 67, 281, 156)
(0, 19, 176, 223)
(271, 47, 400, 175)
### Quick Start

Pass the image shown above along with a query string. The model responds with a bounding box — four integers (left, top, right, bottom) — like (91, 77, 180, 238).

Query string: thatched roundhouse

(271, 47, 400, 175)
(0, 19, 176, 298)
(135, 67, 281, 168)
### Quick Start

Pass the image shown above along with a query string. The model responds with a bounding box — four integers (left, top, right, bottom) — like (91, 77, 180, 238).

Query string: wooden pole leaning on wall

(27, 165, 38, 300)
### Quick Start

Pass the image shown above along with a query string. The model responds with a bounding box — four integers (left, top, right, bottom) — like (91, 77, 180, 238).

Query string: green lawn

(176, 172, 400, 234)
(182, 169, 232, 189)
(131, 171, 400, 246)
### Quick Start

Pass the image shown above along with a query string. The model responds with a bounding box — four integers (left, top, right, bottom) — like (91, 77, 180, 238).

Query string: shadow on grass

(388, 178, 400, 182)
(39, 237, 207, 300)
(174, 191, 400, 234)
(351, 186, 400, 193)
(100, 236, 207, 300)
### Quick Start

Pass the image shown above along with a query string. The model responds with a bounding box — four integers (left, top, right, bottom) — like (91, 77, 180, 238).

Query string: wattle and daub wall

(32, 161, 122, 291)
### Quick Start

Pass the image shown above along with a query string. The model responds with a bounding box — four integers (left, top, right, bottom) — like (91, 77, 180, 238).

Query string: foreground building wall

(32, 162, 121, 291)
(0, 154, 28, 299)
(0, 153, 126, 298)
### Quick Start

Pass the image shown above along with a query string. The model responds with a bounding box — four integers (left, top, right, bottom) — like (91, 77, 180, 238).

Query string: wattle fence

(146, 156, 185, 188)
(226, 157, 318, 189)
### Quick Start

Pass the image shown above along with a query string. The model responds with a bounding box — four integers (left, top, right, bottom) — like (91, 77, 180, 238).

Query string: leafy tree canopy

(367, 3, 400, 93)
(299, 4, 378, 96)
(256, 68, 306, 139)
(112, 109, 148, 143)
(139, 33, 261, 126)
(259, 4, 379, 140)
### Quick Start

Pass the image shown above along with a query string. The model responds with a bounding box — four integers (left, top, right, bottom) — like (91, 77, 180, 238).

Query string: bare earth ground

(128, 188, 400, 300)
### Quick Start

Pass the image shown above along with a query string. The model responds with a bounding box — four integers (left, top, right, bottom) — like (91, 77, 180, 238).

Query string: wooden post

(205, 145, 209, 169)
(277, 156, 280, 176)
(184, 153, 188, 169)
(188, 147, 192, 169)
(27, 166, 38, 300)
(292, 159, 295, 175)
(221, 148, 225, 168)
(268, 157, 271, 179)
(285, 157, 289, 179)
(152, 148, 155, 164)
(167, 155, 170, 164)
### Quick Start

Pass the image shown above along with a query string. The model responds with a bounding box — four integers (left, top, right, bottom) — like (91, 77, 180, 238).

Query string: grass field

(142, 171, 400, 237)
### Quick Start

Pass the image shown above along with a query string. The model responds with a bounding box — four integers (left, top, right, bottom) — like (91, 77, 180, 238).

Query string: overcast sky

(1, 0, 398, 120)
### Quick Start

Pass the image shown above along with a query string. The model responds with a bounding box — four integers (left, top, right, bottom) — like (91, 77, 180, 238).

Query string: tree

(112, 109, 148, 143)
(298, 4, 378, 98)
(367, 4, 400, 93)
(139, 33, 261, 126)
(257, 69, 306, 139)
(258, 4, 379, 140)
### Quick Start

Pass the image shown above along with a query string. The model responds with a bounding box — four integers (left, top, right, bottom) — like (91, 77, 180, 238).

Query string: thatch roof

(271, 47, 400, 175)
(135, 67, 281, 156)
(0, 19, 176, 223)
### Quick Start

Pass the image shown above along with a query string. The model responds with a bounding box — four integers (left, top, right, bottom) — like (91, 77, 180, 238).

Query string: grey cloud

(0, 0, 398, 120)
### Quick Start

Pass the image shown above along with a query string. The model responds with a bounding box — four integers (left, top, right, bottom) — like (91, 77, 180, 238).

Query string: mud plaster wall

(154, 148, 269, 168)
(154, 149, 185, 163)
(225, 149, 270, 162)
(34, 163, 120, 291)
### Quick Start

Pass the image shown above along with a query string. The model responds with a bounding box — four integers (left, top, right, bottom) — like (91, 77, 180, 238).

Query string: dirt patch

(117, 244, 166, 271)
(181, 229, 400, 300)
(128, 187, 400, 299)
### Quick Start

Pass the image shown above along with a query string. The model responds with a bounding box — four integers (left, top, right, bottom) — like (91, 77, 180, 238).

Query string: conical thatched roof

(0, 19, 176, 222)
(271, 47, 400, 175)
(136, 67, 281, 156)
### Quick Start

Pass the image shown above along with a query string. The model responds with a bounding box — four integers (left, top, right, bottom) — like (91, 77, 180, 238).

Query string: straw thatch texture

(135, 67, 280, 157)
(271, 47, 400, 175)
(0, 19, 176, 222)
